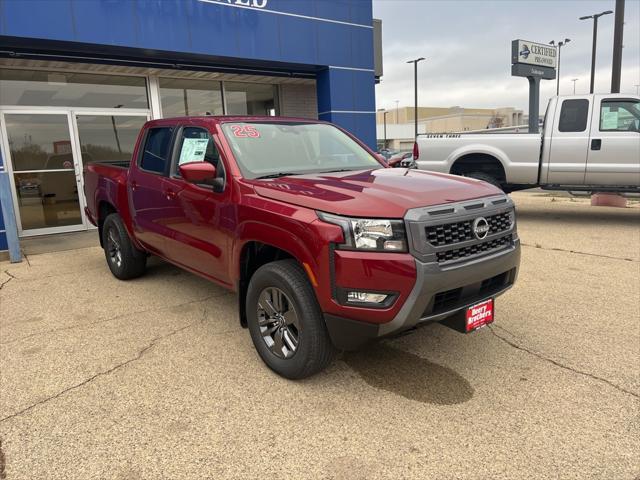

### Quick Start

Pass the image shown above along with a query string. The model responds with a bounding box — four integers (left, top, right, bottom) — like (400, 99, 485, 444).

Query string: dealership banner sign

(510, 39, 556, 134)
(511, 40, 557, 69)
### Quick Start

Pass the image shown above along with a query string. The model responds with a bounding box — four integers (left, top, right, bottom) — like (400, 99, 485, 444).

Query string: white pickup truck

(413, 94, 640, 193)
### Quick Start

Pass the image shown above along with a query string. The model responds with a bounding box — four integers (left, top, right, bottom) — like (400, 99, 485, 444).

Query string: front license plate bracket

(440, 298, 495, 333)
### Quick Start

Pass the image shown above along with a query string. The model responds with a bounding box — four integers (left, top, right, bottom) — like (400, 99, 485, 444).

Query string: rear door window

(140, 127, 174, 174)
(558, 99, 589, 132)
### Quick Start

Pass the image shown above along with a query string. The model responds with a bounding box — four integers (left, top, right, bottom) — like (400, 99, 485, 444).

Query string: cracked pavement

(0, 191, 639, 479)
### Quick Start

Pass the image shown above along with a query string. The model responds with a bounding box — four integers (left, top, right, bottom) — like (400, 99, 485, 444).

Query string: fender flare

(448, 144, 509, 175)
(94, 178, 142, 250)
(231, 220, 318, 285)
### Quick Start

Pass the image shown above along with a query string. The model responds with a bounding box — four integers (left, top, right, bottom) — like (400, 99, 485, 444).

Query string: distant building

(376, 106, 524, 150)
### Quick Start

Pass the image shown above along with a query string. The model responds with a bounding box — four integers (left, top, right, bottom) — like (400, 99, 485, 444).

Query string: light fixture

(346, 292, 389, 304)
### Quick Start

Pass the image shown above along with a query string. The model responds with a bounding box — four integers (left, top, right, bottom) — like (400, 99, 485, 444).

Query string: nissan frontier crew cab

(84, 116, 521, 379)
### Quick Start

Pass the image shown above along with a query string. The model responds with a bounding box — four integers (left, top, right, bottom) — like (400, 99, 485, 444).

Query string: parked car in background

(388, 151, 413, 167)
(84, 116, 520, 379)
(413, 94, 640, 193)
(378, 148, 398, 160)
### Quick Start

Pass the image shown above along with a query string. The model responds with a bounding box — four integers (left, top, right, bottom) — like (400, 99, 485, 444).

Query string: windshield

(221, 122, 382, 179)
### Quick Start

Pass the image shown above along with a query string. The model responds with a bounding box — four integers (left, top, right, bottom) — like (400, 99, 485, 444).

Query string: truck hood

(248, 168, 501, 218)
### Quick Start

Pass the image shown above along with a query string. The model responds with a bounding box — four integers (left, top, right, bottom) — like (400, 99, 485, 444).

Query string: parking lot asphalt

(1, 191, 639, 480)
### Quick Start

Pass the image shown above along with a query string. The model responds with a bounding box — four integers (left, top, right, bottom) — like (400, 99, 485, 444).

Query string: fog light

(347, 291, 388, 304)
(383, 240, 405, 251)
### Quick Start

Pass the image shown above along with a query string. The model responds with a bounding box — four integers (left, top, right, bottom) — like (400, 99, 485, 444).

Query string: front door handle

(164, 189, 177, 200)
(130, 180, 138, 191)
(591, 139, 602, 150)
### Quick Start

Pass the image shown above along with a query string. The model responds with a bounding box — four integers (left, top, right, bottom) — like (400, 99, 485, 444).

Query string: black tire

(102, 213, 147, 280)
(246, 259, 336, 379)
(465, 171, 504, 191)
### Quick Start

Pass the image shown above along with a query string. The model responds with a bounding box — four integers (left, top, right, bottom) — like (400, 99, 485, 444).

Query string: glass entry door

(2, 112, 85, 235)
(1, 111, 149, 236)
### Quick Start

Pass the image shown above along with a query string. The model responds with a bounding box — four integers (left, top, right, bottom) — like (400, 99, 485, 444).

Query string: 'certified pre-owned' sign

(512, 40, 557, 69)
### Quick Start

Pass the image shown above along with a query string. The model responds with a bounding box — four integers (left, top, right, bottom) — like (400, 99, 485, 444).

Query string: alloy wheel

(257, 287, 300, 359)
(107, 228, 123, 268)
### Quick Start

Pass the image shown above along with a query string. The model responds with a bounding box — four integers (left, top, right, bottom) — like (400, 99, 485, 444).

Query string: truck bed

(415, 132, 542, 185)
(83, 163, 130, 227)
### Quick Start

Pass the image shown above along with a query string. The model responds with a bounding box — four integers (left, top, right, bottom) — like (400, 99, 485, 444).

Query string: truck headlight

(317, 213, 408, 252)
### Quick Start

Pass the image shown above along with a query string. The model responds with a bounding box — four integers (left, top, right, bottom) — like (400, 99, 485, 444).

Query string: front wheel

(246, 259, 336, 379)
(102, 213, 147, 280)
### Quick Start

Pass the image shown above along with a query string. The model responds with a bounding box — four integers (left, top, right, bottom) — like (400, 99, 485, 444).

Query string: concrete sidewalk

(1, 191, 638, 479)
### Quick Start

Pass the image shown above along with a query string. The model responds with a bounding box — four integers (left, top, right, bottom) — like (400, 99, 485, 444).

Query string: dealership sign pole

(511, 40, 557, 133)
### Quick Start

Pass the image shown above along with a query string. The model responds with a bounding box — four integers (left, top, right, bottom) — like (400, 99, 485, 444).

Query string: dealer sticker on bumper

(466, 298, 494, 332)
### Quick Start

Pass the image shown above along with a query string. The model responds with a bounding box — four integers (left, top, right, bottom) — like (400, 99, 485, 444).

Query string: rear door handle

(164, 189, 177, 200)
(591, 139, 602, 150)
(130, 180, 138, 191)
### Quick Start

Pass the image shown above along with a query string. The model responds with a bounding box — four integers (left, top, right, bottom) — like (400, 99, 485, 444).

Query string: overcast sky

(372, 0, 640, 112)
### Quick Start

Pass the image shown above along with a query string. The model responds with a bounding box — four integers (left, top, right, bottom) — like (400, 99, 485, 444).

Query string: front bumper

(324, 238, 520, 351)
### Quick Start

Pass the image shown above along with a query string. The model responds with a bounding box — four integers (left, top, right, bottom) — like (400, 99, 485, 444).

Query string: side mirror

(179, 161, 216, 183)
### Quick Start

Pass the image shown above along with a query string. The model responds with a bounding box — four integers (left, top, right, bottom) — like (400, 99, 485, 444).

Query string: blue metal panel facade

(0, 0, 377, 252)
(0, 0, 377, 143)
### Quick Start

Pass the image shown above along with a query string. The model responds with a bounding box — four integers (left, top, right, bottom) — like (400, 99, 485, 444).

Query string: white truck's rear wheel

(466, 172, 503, 191)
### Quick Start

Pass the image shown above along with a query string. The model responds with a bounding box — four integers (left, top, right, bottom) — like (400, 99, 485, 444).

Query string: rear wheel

(102, 213, 147, 280)
(465, 171, 503, 191)
(246, 259, 336, 379)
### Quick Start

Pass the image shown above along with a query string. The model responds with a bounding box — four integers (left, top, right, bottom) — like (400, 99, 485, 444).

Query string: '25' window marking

(231, 125, 261, 138)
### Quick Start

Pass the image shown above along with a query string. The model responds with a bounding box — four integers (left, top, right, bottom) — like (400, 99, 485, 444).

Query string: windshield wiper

(318, 168, 362, 174)
(255, 172, 299, 180)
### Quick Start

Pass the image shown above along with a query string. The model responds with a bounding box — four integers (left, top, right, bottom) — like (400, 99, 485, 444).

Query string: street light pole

(611, 0, 625, 93)
(571, 78, 579, 94)
(579, 10, 613, 94)
(377, 108, 389, 149)
(406, 57, 425, 139)
(550, 39, 571, 95)
(635, 84, 640, 95)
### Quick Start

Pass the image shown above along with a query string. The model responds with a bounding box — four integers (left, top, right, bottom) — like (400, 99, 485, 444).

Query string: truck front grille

(437, 234, 513, 263)
(405, 195, 517, 265)
(426, 211, 512, 247)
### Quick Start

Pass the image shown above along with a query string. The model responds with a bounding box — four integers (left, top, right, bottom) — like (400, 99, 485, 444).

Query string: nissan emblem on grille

(472, 217, 490, 240)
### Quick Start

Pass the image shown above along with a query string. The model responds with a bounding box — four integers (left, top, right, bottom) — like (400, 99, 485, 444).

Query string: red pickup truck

(84, 116, 520, 379)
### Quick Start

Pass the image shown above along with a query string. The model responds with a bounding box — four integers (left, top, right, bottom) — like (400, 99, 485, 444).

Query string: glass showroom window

(224, 82, 279, 116)
(76, 115, 148, 167)
(159, 78, 224, 117)
(0, 69, 148, 109)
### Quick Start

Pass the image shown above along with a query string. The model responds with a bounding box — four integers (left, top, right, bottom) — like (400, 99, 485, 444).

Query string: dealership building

(0, 0, 382, 259)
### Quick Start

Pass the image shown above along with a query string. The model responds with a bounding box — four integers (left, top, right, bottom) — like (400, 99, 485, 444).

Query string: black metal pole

(590, 17, 598, 93)
(556, 45, 561, 95)
(414, 62, 418, 139)
(611, 0, 624, 93)
(383, 112, 387, 147)
(406, 57, 424, 139)
(528, 76, 540, 134)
